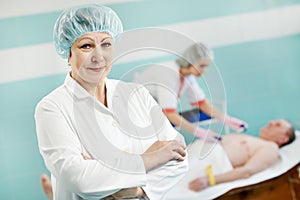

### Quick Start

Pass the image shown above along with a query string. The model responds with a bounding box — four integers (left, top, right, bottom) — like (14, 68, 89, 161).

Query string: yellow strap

(206, 165, 216, 186)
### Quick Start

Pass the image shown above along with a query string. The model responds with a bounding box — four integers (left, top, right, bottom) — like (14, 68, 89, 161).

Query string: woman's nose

(91, 55, 102, 63)
(91, 46, 104, 63)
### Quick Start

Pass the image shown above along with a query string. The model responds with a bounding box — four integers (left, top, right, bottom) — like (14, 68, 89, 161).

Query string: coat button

(112, 121, 118, 127)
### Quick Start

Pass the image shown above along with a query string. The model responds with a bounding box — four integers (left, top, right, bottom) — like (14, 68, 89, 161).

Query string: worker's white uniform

(134, 61, 206, 114)
(35, 73, 188, 200)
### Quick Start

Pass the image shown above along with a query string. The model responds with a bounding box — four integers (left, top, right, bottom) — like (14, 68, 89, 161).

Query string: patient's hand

(189, 177, 209, 192)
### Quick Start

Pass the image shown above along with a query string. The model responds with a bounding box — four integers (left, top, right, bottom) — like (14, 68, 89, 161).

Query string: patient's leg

(41, 174, 53, 200)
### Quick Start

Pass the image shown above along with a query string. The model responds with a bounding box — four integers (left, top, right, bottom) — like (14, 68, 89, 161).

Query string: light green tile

(11, 173, 48, 200)
(0, 180, 13, 199)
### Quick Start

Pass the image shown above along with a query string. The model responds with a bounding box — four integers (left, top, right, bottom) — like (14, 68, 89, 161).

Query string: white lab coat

(35, 73, 188, 200)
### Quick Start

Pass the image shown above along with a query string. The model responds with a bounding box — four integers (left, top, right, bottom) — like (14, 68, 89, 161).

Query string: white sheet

(166, 131, 300, 200)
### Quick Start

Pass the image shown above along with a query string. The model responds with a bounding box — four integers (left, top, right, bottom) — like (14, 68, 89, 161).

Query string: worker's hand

(141, 140, 186, 172)
(224, 115, 248, 132)
(194, 127, 221, 142)
(189, 177, 209, 192)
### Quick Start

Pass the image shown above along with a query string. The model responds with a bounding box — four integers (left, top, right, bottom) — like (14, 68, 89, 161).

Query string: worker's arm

(165, 111, 219, 142)
(198, 100, 224, 120)
(199, 100, 248, 131)
(165, 111, 197, 133)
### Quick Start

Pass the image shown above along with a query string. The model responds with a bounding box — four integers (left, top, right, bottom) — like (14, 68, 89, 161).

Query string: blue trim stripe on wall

(1, 0, 300, 50)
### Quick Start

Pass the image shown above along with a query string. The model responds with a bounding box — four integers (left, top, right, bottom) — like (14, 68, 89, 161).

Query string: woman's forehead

(77, 32, 112, 42)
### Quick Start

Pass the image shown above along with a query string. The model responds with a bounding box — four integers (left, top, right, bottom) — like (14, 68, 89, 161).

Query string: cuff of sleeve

(162, 108, 177, 114)
(190, 99, 206, 107)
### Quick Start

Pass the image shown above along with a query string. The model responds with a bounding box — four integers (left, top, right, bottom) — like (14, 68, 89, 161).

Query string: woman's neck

(96, 81, 107, 106)
(179, 68, 190, 76)
(71, 73, 107, 106)
(84, 80, 108, 107)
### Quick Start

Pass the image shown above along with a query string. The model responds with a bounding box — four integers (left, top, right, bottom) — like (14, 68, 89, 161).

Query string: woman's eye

(101, 42, 111, 48)
(80, 44, 91, 49)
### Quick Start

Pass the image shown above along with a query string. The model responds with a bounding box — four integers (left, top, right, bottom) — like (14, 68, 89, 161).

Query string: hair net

(175, 42, 214, 68)
(53, 4, 123, 59)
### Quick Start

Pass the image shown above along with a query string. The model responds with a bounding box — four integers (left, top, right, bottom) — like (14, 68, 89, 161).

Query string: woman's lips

(88, 67, 105, 72)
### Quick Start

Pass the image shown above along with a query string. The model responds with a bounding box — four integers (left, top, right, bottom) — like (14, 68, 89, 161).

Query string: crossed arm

(189, 142, 279, 191)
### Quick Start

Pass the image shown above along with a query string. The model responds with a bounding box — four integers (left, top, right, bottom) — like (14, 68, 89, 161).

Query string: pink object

(194, 127, 220, 143)
(224, 116, 248, 131)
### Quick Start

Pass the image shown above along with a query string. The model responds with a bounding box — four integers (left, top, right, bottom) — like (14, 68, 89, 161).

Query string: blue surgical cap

(53, 4, 123, 59)
(175, 42, 214, 68)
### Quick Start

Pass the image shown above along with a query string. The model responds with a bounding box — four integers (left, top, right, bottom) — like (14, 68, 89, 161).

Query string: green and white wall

(1, 0, 300, 199)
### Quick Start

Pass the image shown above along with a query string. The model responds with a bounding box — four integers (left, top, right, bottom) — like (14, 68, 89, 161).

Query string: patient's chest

(222, 134, 261, 167)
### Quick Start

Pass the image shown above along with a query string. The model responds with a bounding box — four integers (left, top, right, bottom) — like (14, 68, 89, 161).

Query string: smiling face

(69, 32, 114, 86)
(259, 119, 292, 147)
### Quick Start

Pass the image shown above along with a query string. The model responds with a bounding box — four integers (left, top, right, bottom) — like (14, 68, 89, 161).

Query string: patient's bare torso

(221, 134, 268, 168)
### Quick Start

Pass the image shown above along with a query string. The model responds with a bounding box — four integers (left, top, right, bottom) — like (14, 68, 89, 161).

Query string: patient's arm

(189, 141, 279, 192)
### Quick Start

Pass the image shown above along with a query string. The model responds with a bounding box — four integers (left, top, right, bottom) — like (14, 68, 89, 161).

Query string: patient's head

(259, 119, 295, 147)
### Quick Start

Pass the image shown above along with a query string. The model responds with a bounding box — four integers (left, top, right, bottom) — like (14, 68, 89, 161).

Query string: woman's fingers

(141, 140, 187, 171)
(145, 140, 186, 154)
(172, 145, 186, 161)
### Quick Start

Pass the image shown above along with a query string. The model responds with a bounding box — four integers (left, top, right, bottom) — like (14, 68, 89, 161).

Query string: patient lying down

(189, 119, 295, 192)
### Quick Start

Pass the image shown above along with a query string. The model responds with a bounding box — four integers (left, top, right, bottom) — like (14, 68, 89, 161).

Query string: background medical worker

(134, 43, 248, 142)
(35, 4, 188, 200)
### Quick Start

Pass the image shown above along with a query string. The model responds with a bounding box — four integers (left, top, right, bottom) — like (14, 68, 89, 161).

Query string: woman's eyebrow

(77, 37, 94, 43)
(101, 36, 112, 42)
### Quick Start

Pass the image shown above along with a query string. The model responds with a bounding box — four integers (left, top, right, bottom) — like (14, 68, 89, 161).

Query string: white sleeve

(143, 159, 188, 199)
(156, 84, 178, 110)
(142, 128, 188, 199)
(140, 88, 189, 199)
(35, 99, 147, 199)
(155, 72, 179, 111)
(184, 76, 206, 105)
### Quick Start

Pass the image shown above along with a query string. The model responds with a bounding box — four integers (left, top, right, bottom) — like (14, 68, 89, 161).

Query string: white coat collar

(64, 72, 114, 99)
(64, 72, 92, 99)
(63, 73, 115, 111)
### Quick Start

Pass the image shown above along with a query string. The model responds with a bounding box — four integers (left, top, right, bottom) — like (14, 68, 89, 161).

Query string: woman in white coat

(35, 4, 188, 200)
(134, 43, 248, 142)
